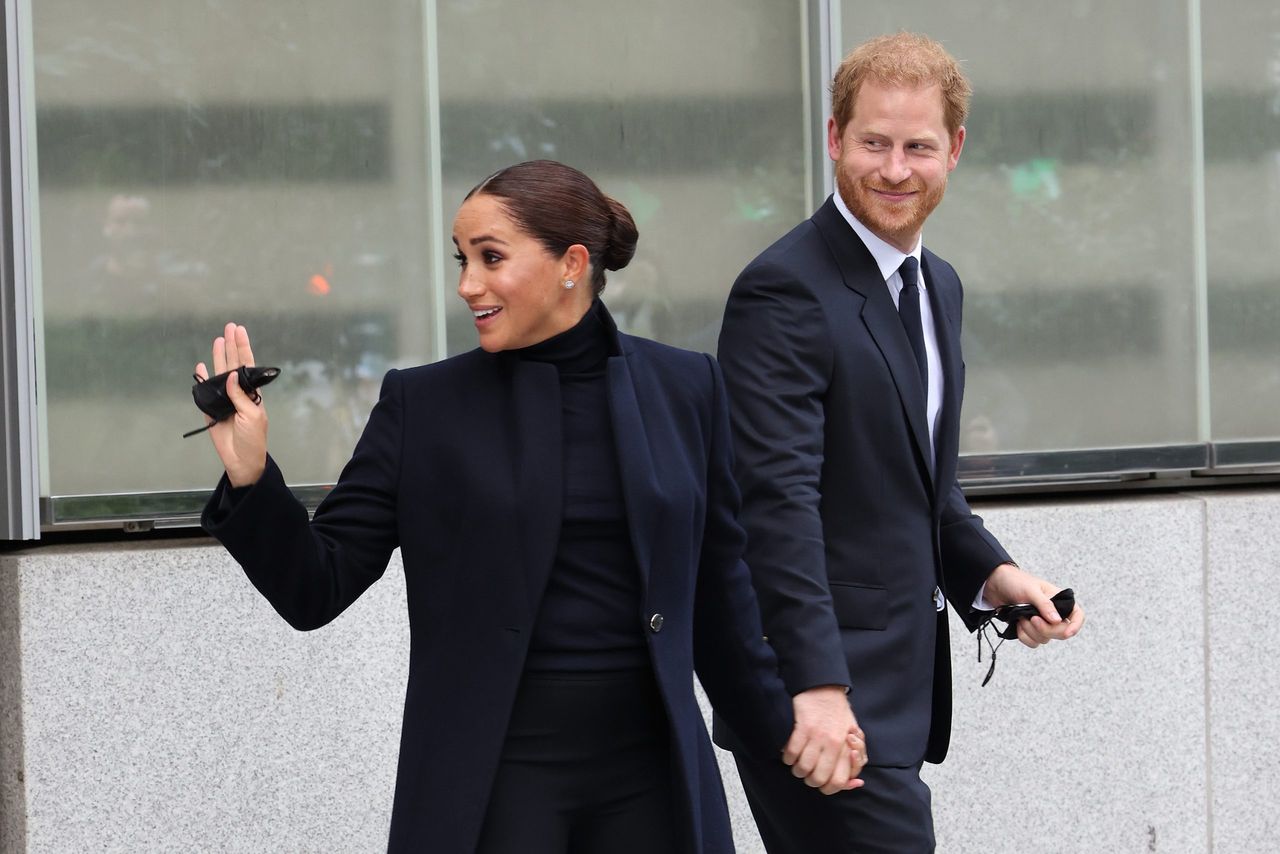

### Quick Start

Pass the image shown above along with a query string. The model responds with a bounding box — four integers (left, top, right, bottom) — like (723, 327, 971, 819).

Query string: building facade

(4, 1, 1279, 850)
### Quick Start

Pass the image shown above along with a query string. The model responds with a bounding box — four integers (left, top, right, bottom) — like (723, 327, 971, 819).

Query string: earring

(563, 279, 576, 290)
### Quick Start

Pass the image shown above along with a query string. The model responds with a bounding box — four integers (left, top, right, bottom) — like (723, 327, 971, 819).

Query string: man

(715, 32, 1084, 852)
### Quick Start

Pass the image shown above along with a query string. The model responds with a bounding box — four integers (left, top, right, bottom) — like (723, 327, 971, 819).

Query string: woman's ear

(563, 244, 590, 283)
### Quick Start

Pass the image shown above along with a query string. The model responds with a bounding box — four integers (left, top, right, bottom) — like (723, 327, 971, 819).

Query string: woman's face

(452, 194, 589, 353)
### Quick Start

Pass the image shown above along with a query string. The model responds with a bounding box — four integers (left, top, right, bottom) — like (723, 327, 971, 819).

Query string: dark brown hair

(831, 32, 971, 142)
(465, 160, 638, 297)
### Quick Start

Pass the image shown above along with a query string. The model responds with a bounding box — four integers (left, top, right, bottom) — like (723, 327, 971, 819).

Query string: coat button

(649, 613, 664, 633)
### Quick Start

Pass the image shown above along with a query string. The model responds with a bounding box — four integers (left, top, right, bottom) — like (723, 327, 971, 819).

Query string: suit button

(649, 613, 664, 633)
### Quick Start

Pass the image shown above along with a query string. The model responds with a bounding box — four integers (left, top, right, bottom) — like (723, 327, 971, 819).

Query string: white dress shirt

(832, 191, 943, 464)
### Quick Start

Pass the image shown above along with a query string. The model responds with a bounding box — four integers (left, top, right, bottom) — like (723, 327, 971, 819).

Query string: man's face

(828, 80, 964, 253)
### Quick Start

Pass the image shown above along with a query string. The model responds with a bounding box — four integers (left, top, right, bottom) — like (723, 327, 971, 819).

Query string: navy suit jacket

(203, 305, 793, 853)
(716, 197, 1011, 766)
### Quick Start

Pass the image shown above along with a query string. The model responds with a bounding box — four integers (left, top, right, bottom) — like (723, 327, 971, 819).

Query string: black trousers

(475, 669, 684, 854)
(734, 748, 935, 854)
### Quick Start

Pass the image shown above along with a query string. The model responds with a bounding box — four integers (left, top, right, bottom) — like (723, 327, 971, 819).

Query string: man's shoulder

(742, 215, 828, 275)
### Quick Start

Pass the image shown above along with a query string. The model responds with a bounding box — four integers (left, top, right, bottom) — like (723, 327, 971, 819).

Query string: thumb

(224, 369, 255, 413)
(1033, 584, 1062, 624)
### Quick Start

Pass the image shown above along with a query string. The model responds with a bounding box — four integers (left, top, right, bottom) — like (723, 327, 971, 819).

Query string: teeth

(473, 308, 500, 319)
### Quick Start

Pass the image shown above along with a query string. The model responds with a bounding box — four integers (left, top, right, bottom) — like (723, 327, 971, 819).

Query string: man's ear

(827, 116, 843, 161)
(947, 125, 966, 171)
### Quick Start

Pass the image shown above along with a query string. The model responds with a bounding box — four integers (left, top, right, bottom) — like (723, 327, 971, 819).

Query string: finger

(806, 742, 839, 790)
(222, 322, 243, 370)
(233, 324, 256, 368)
(1017, 620, 1044, 648)
(792, 742, 822, 781)
(1061, 605, 1085, 638)
(818, 745, 852, 795)
(211, 336, 227, 376)
(782, 731, 805, 767)
(195, 362, 209, 382)
(847, 734, 867, 770)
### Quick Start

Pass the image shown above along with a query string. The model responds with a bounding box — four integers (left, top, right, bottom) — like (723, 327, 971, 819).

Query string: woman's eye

(483, 251, 502, 264)
(452, 251, 466, 267)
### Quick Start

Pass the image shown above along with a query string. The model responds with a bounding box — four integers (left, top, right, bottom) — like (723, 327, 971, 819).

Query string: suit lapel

(813, 200, 934, 490)
(508, 357, 564, 621)
(606, 338, 661, 593)
(923, 251, 962, 505)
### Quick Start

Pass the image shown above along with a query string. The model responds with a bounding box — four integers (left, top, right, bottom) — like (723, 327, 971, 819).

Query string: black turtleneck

(516, 301, 647, 672)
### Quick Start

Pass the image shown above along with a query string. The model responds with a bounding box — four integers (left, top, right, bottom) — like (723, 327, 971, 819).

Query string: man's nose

(881, 147, 911, 184)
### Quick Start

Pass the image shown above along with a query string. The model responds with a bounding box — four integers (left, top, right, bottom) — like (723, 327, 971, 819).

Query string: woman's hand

(194, 322, 268, 487)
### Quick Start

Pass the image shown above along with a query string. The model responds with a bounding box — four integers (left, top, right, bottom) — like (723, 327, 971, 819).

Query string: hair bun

(601, 197, 638, 272)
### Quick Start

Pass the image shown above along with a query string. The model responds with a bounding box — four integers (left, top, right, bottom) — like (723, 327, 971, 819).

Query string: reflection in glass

(840, 2, 1200, 454)
(32, 0, 810, 499)
(33, 2, 436, 493)
(435, 0, 807, 358)
(1203, 3, 1280, 442)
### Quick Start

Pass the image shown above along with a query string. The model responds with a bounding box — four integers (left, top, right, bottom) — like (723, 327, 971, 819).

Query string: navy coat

(715, 198, 1011, 767)
(204, 304, 793, 852)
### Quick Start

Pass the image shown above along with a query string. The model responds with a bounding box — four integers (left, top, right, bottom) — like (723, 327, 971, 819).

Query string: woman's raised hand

(194, 322, 268, 487)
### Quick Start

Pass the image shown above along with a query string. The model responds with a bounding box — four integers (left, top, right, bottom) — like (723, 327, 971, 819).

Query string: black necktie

(897, 256, 928, 396)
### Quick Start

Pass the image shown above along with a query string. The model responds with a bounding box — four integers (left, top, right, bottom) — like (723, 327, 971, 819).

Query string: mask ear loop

(976, 614, 1019, 687)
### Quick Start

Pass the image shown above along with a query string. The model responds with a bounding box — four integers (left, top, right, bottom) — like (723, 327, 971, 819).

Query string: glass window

(28, 0, 811, 513)
(1202, 1, 1280, 442)
(839, 3, 1201, 455)
(33, 1, 438, 496)
(434, 0, 808, 358)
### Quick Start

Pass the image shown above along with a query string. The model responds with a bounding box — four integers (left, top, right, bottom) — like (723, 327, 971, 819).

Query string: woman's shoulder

(393, 347, 498, 386)
(621, 332, 711, 369)
(620, 333, 718, 394)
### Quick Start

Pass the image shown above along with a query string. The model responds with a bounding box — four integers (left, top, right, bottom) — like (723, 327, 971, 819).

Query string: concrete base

(3, 487, 1278, 852)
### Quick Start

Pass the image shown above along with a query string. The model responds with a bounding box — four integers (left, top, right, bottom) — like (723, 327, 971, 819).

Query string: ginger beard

(835, 160, 949, 251)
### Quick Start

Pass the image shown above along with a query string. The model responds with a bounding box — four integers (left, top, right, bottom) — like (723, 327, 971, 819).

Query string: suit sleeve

(940, 481, 1013, 631)
(716, 264, 851, 695)
(202, 368, 405, 631)
(692, 354, 795, 759)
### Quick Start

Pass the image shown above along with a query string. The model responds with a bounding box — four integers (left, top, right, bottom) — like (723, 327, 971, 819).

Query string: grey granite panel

(11, 540, 407, 853)
(1, 556, 29, 854)
(926, 494, 1209, 854)
(1200, 488, 1280, 854)
(12, 486, 1276, 852)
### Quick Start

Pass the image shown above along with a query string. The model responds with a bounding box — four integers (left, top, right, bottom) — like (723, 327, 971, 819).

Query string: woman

(196, 160, 864, 853)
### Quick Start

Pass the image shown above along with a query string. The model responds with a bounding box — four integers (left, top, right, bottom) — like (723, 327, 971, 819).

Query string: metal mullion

(1, 0, 40, 540)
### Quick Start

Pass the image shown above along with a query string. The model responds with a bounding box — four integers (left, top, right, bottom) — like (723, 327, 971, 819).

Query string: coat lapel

(507, 357, 564, 622)
(813, 200, 934, 489)
(602, 322, 662, 593)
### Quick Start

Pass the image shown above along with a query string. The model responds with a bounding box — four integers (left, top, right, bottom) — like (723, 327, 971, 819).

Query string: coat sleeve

(202, 368, 405, 631)
(692, 354, 795, 759)
(716, 263, 851, 695)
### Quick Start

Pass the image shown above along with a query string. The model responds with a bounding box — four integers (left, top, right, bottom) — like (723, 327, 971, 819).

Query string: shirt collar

(832, 190, 924, 287)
